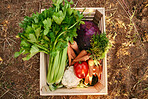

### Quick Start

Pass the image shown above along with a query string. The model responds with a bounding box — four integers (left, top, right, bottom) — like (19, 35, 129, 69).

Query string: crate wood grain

(40, 8, 107, 96)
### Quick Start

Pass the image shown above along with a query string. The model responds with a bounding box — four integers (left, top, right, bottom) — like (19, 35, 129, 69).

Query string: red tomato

(74, 61, 89, 79)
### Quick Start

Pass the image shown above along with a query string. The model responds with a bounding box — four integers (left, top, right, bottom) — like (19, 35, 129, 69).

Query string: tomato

(74, 61, 89, 79)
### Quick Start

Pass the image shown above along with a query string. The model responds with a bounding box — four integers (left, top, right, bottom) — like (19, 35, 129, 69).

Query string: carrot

(93, 70, 96, 76)
(95, 65, 102, 80)
(93, 66, 96, 76)
(71, 54, 74, 59)
(67, 43, 72, 65)
(89, 76, 93, 85)
(88, 59, 94, 79)
(74, 50, 87, 60)
(69, 46, 76, 59)
(84, 73, 89, 85)
(67, 42, 77, 65)
(87, 53, 91, 56)
(97, 60, 102, 65)
(99, 74, 101, 80)
(68, 56, 71, 65)
(87, 59, 94, 85)
(95, 66, 100, 79)
(70, 41, 80, 54)
(72, 54, 90, 65)
(99, 65, 103, 74)
(99, 60, 102, 64)
(88, 59, 94, 85)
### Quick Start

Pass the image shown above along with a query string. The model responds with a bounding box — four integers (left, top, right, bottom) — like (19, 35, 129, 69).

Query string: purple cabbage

(76, 21, 101, 50)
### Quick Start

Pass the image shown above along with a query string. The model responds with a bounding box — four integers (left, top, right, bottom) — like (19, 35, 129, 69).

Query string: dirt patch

(0, 0, 148, 98)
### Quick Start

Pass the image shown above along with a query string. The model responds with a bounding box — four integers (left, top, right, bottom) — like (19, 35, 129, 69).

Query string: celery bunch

(15, 0, 84, 91)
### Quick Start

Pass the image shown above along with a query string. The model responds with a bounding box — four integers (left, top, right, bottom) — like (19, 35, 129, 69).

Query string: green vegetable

(15, 0, 84, 91)
(88, 33, 111, 64)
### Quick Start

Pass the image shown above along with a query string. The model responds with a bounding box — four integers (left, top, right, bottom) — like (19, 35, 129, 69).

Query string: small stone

(142, 17, 148, 23)
(142, 7, 148, 16)
(141, 17, 148, 29)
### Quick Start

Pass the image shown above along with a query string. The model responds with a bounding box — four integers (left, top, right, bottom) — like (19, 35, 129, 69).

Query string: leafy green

(14, 50, 23, 58)
(20, 40, 30, 47)
(34, 27, 41, 39)
(22, 45, 40, 60)
(25, 26, 33, 34)
(88, 33, 111, 60)
(43, 18, 52, 29)
(28, 34, 37, 43)
(53, 11, 65, 25)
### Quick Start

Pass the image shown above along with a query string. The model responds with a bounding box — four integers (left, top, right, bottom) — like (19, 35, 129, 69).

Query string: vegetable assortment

(15, 0, 110, 91)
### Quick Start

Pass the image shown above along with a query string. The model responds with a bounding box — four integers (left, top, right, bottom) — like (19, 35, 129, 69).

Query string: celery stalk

(55, 46, 68, 84)
(47, 56, 54, 84)
(49, 51, 60, 84)
(53, 50, 62, 82)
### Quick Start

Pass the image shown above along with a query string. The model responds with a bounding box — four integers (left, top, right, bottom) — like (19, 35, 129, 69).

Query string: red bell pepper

(74, 61, 89, 79)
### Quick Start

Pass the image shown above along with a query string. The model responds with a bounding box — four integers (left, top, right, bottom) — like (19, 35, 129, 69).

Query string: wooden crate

(40, 8, 107, 95)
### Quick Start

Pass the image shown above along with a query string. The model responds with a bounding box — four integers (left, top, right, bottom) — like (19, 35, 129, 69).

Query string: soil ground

(0, 0, 148, 99)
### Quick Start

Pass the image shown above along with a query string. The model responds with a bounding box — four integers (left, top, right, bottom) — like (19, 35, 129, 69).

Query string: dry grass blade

(0, 89, 10, 98)
(132, 69, 148, 91)
(5, 38, 11, 46)
(117, 0, 146, 51)
(0, 88, 18, 98)
(74, 0, 79, 8)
